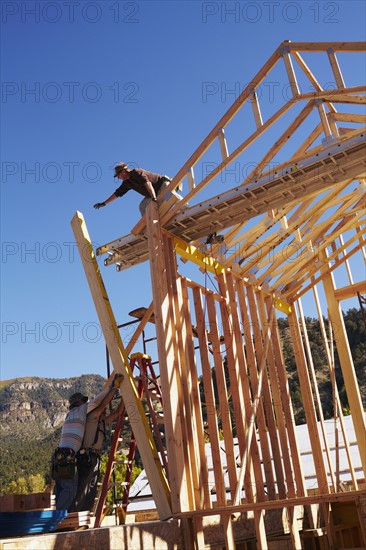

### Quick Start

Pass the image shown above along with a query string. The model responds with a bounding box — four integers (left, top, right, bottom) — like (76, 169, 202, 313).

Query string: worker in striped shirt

(53, 374, 123, 510)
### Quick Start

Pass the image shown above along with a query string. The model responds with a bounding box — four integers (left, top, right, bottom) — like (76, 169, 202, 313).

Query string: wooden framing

(73, 42, 365, 549)
(70, 212, 171, 520)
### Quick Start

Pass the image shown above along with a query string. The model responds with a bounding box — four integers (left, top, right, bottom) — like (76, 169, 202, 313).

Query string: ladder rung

(109, 482, 130, 487)
(114, 460, 133, 465)
(149, 393, 162, 401)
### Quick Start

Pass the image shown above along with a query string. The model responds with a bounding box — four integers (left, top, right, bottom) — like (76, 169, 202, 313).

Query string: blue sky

(1, 0, 365, 381)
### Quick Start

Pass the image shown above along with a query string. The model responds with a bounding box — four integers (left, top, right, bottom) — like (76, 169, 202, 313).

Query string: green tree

(28, 473, 46, 493)
(2, 473, 46, 495)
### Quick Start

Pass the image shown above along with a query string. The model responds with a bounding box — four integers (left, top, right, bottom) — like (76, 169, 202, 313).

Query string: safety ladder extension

(93, 353, 167, 527)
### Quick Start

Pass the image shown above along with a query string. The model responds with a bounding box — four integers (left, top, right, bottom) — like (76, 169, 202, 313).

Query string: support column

(145, 202, 193, 513)
(288, 307, 330, 494)
(320, 250, 366, 475)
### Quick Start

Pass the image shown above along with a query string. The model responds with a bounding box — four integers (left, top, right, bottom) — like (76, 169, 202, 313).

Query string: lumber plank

(217, 272, 257, 502)
(263, 296, 307, 498)
(175, 489, 366, 518)
(193, 286, 227, 507)
(320, 249, 366, 474)
(297, 297, 336, 489)
(206, 291, 238, 499)
(181, 278, 212, 509)
(288, 307, 331, 493)
(312, 284, 359, 489)
(256, 293, 294, 499)
(165, 238, 196, 511)
(232, 303, 276, 506)
(70, 211, 171, 520)
(145, 203, 189, 514)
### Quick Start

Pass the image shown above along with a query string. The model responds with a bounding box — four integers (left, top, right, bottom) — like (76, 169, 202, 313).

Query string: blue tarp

(0, 510, 67, 538)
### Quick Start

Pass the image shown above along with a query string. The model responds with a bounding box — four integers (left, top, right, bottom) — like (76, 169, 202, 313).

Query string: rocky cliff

(0, 375, 105, 439)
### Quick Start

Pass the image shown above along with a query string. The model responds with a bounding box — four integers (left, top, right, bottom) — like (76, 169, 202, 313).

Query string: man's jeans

(139, 179, 182, 216)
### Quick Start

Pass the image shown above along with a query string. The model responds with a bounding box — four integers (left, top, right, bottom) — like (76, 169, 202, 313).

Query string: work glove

(94, 202, 106, 209)
(112, 373, 124, 388)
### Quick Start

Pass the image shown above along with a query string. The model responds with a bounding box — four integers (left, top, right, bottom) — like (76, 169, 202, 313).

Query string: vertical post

(320, 249, 366, 475)
(181, 278, 212, 509)
(327, 48, 345, 89)
(187, 166, 195, 192)
(316, 100, 332, 137)
(281, 46, 300, 97)
(250, 88, 263, 129)
(145, 202, 192, 513)
(218, 128, 229, 160)
(288, 305, 330, 494)
(297, 297, 336, 490)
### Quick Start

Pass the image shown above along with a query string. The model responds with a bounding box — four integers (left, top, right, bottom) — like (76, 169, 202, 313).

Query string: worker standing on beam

(93, 163, 182, 216)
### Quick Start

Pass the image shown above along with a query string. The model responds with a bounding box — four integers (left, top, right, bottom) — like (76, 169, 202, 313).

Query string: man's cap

(114, 163, 128, 177)
(69, 392, 88, 410)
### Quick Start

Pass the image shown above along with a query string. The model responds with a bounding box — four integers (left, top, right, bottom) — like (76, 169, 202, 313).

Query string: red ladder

(93, 353, 166, 527)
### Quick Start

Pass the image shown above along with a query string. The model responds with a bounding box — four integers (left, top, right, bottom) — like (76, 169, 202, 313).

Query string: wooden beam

(145, 203, 190, 514)
(334, 280, 366, 301)
(181, 278, 212, 509)
(276, 193, 365, 295)
(292, 236, 366, 302)
(157, 100, 293, 227)
(165, 236, 196, 512)
(316, 101, 332, 137)
(206, 291, 238, 497)
(192, 286, 227, 507)
(232, 304, 276, 505)
(253, 291, 287, 498)
(218, 128, 229, 160)
(297, 297, 336, 489)
(312, 283, 359, 489)
(245, 286, 278, 499)
(320, 248, 366, 474)
(264, 295, 307, 498)
(297, 85, 365, 101)
(257, 293, 297, 499)
(125, 301, 154, 356)
(288, 307, 331, 494)
(281, 47, 300, 97)
(187, 167, 195, 192)
(174, 489, 366, 519)
(332, 113, 366, 123)
(235, 280, 268, 502)
(288, 42, 366, 53)
(244, 100, 314, 184)
(216, 272, 256, 502)
(250, 88, 263, 129)
(70, 211, 171, 520)
(327, 49, 346, 89)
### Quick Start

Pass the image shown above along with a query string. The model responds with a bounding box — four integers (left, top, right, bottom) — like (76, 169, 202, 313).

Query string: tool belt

(52, 448, 77, 480)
